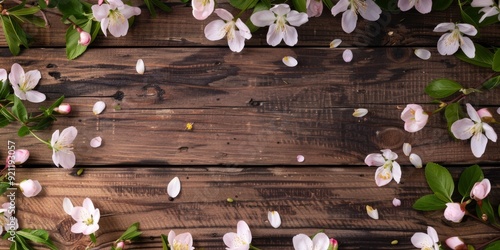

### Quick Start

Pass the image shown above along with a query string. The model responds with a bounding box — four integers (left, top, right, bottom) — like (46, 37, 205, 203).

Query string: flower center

(172, 241, 190, 250)
(232, 235, 248, 247)
(109, 9, 126, 26)
(225, 21, 236, 40)
(85, 216, 94, 226)
(276, 15, 287, 32)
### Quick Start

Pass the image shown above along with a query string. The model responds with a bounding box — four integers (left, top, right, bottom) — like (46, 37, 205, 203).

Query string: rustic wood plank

(0, 167, 498, 249)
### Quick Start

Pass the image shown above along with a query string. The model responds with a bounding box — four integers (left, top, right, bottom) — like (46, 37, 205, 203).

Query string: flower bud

(13, 149, 29, 165)
(98, 0, 104, 5)
(470, 179, 491, 201)
(115, 241, 125, 250)
(77, 28, 91, 46)
(401, 104, 428, 132)
(54, 103, 71, 115)
(19, 179, 42, 197)
(444, 203, 465, 223)
(329, 238, 339, 250)
(446, 237, 467, 250)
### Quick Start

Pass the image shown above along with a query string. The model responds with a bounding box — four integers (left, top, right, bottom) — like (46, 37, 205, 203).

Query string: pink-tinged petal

(312, 233, 330, 249)
(427, 226, 439, 243)
(342, 49, 353, 62)
(446, 236, 466, 250)
(477, 108, 493, 118)
(82, 224, 99, 235)
(235, 19, 252, 40)
(415, 0, 432, 14)
(91, 4, 111, 21)
(58, 151, 76, 169)
(397, 0, 414, 11)
(236, 220, 252, 243)
(223, 232, 237, 248)
(341, 9, 357, 33)
(90, 136, 102, 148)
(293, 234, 313, 250)
(23, 69, 41, 87)
(52, 150, 60, 167)
(60, 126, 78, 143)
(26, 91, 46, 103)
(100, 18, 110, 36)
(83, 198, 95, 213)
(414, 48, 431, 60)
(331, 0, 349, 16)
(271, 4, 291, 16)
(392, 161, 402, 183)
(450, 118, 474, 140)
(478, 7, 499, 23)
(359, 0, 381, 21)
(287, 11, 309, 26)
(0, 69, 7, 82)
(9, 63, 24, 86)
(119, 5, 141, 19)
(374, 166, 392, 187)
(204, 20, 227, 41)
(381, 149, 397, 160)
(51, 129, 60, 147)
(411, 232, 433, 248)
(71, 222, 87, 234)
(364, 153, 385, 166)
(12, 84, 26, 100)
(307, 0, 323, 17)
(63, 197, 74, 215)
(471, 0, 494, 7)
(70, 207, 86, 221)
(457, 23, 478, 36)
(193, 7, 213, 20)
(465, 103, 480, 122)
(108, 17, 130, 37)
(471, 132, 488, 158)
(283, 25, 299, 46)
(93, 208, 100, 223)
(366, 205, 379, 219)
(437, 33, 459, 56)
(409, 153, 423, 168)
(167, 230, 176, 247)
(108, 0, 124, 8)
(460, 36, 476, 59)
(444, 203, 466, 222)
(176, 232, 194, 247)
(267, 24, 284, 46)
(214, 8, 234, 21)
(250, 10, 276, 27)
(392, 198, 401, 207)
(433, 22, 455, 32)
(483, 123, 497, 142)
(228, 30, 246, 53)
(14, 149, 31, 166)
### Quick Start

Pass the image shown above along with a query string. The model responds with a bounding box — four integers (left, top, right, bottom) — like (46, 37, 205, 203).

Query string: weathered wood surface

(0, 167, 498, 250)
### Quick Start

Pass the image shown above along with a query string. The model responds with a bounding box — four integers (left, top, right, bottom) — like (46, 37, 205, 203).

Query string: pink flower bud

(54, 103, 71, 115)
(446, 237, 467, 250)
(19, 179, 42, 197)
(329, 238, 339, 250)
(14, 149, 29, 164)
(444, 203, 465, 223)
(98, 0, 104, 5)
(77, 28, 91, 46)
(470, 179, 491, 201)
(477, 108, 492, 118)
(116, 241, 125, 250)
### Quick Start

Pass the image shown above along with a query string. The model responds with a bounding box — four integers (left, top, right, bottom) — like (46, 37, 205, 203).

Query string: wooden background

(0, 1, 499, 249)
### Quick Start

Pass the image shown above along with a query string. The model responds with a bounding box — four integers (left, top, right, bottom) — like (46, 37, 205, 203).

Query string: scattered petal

(402, 143, 412, 156)
(343, 49, 353, 62)
(497, 107, 500, 115)
(93, 101, 106, 115)
(353, 108, 368, 117)
(296, 155, 305, 163)
(409, 153, 423, 168)
(392, 198, 401, 207)
(268, 211, 281, 228)
(329, 39, 342, 48)
(136, 59, 145, 74)
(414, 49, 431, 60)
(366, 205, 379, 219)
(90, 137, 102, 148)
(167, 176, 181, 198)
(283, 56, 298, 67)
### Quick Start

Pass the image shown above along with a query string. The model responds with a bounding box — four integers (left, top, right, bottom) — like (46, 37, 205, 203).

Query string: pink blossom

(470, 178, 491, 201)
(401, 104, 428, 132)
(411, 226, 440, 250)
(54, 103, 71, 115)
(19, 179, 42, 197)
(12, 149, 30, 165)
(364, 149, 401, 187)
(434, 23, 477, 58)
(91, 0, 141, 37)
(192, 0, 215, 20)
(9, 63, 46, 103)
(307, 0, 323, 17)
(115, 241, 125, 250)
(398, 0, 432, 14)
(204, 9, 251, 52)
(445, 236, 466, 250)
(77, 28, 91, 46)
(331, 0, 381, 34)
(444, 203, 465, 223)
(329, 238, 338, 250)
(223, 220, 252, 250)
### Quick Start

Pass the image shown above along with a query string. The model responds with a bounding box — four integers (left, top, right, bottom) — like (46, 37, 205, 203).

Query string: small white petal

(90, 137, 102, 148)
(167, 176, 181, 198)
(136, 59, 145, 74)
(414, 49, 431, 60)
(343, 49, 353, 62)
(366, 205, 379, 219)
(267, 211, 281, 228)
(402, 143, 412, 156)
(93, 101, 106, 115)
(353, 108, 368, 117)
(296, 155, 305, 163)
(392, 198, 401, 207)
(329, 39, 342, 48)
(283, 56, 298, 67)
(497, 107, 500, 115)
(409, 153, 423, 168)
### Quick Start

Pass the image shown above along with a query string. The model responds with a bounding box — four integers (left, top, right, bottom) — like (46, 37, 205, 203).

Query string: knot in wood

(375, 127, 406, 149)
(386, 48, 412, 63)
(57, 217, 83, 243)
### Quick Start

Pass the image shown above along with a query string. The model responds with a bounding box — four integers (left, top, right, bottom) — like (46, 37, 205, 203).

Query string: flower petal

(433, 22, 455, 32)
(437, 33, 459, 56)
(136, 59, 145, 74)
(392, 198, 401, 207)
(414, 48, 431, 60)
(93, 101, 106, 115)
(236, 220, 252, 243)
(471, 132, 488, 158)
(90, 137, 102, 148)
(283, 56, 298, 67)
(341, 10, 357, 33)
(415, 0, 432, 14)
(267, 211, 281, 228)
(358, 0, 381, 21)
(392, 161, 402, 183)
(9, 63, 25, 86)
(58, 151, 76, 169)
(427, 226, 439, 243)
(411, 232, 433, 248)
(283, 25, 299, 46)
(343, 49, 353, 62)
(352, 108, 368, 117)
(366, 205, 379, 219)
(286, 11, 309, 27)
(204, 20, 227, 41)
(312, 233, 330, 249)
(250, 10, 276, 27)
(296, 154, 305, 163)
(214, 8, 234, 21)
(267, 24, 285, 46)
(460, 36, 476, 59)
(329, 38, 342, 48)
(483, 123, 497, 142)
(167, 176, 181, 198)
(331, 0, 349, 16)
(374, 166, 392, 187)
(26, 90, 46, 103)
(409, 153, 423, 168)
(364, 153, 385, 166)
(0, 68, 7, 82)
(397, 0, 414, 11)
(457, 23, 478, 36)
(63, 197, 74, 215)
(402, 143, 412, 156)
(168, 230, 176, 247)
(293, 234, 313, 250)
(450, 118, 475, 140)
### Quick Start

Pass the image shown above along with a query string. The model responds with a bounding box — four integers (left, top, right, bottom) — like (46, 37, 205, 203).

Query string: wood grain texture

(0, 167, 498, 250)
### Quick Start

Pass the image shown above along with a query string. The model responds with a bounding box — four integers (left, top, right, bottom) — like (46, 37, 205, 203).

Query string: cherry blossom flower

(204, 9, 251, 53)
(307, 0, 323, 17)
(446, 237, 466, 250)
(411, 226, 440, 250)
(168, 176, 181, 198)
(91, 0, 141, 37)
(223, 220, 252, 250)
(450, 103, 497, 158)
(68, 197, 100, 235)
(19, 179, 42, 197)
(192, 0, 215, 20)
(250, 4, 308, 46)
(444, 202, 465, 223)
(470, 178, 491, 201)
(471, 0, 500, 23)
(77, 28, 91, 46)
(292, 232, 330, 250)
(401, 104, 428, 132)
(433, 23, 477, 58)
(331, 0, 381, 34)
(364, 149, 401, 187)
(267, 211, 281, 228)
(8, 63, 46, 103)
(398, 0, 432, 14)
(54, 103, 71, 115)
(51, 126, 78, 169)
(8, 149, 30, 165)
(168, 230, 194, 250)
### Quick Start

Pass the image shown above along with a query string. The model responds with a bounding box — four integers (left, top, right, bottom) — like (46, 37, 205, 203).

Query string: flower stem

(250, 245, 262, 250)
(29, 130, 51, 147)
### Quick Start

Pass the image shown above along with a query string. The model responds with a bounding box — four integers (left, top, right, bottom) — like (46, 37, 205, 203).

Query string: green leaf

(0, 79, 11, 99)
(477, 198, 497, 224)
(292, 0, 307, 12)
(229, 0, 258, 10)
(66, 19, 92, 60)
(151, 0, 172, 13)
(412, 194, 447, 211)
(425, 162, 454, 202)
(456, 43, 494, 68)
(460, 5, 479, 30)
(458, 165, 483, 198)
(425, 79, 463, 99)
(17, 126, 30, 137)
(117, 222, 142, 241)
(493, 49, 500, 72)
(1, 15, 30, 56)
(16, 230, 57, 250)
(12, 97, 28, 122)
(485, 241, 500, 250)
(322, 0, 334, 10)
(463, 6, 499, 27)
(56, 0, 84, 19)
(9, 7, 41, 16)
(0, 182, 11, 196)
(1, 107, 16, 122)
(0, 115, 9, 128)
(444, 102, 461, 129)
(90, 233, 96, 243)
(161, 234, 170, 250)
(44, 95, 65, 116)
(144, 0, 157, 18)
(482, 75, 500, 90)
(30, 116, 56, 131)
(432, 0, 453, 10)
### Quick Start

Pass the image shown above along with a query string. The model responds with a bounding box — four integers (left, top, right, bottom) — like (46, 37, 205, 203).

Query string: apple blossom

(54, 103, 72, 115)
(401, 104, 429, 132)
(19, 179, 42, 197)
(470, 178, 491, 201)
(167, 176, 181, 198)
(450, 103, 497, 158)
(0, 202, 18, 235)
(204, 9, 252, 53)
(292, 232, 330, 250)
(307, 0, 323, 17)
(398, 0, 432, 14)
(267, 211, 281, 228)
(471, 0, 500, 23)
(223, 220, 252, 250)
(192, 0, 215, 20)
(168, 230, 194, 250)
(444, 203, 465, 223)
(8, 63, 46, 103)
(250, 4, 308, 47)
(11, 149, 30, 165)
(446, 237, 466, 250)
(364, 149, 401, 187)
(115, 241, 125, 250)
(433, 22, 477, 58)
(329, 238, 339, 250)
(98, 0, 104, 5)
(411, 226, 440, 250)
(331, 0, 381, 34)
(92, 0, 141, 37)
(77, 28, 91, 46)
(51, 126, 78, 169)
(68, 197, 100, 235)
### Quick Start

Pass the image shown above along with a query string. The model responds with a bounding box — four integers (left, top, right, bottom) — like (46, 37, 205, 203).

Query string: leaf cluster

(4, 229, 57, 250)
(111, 222, 142, 250)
